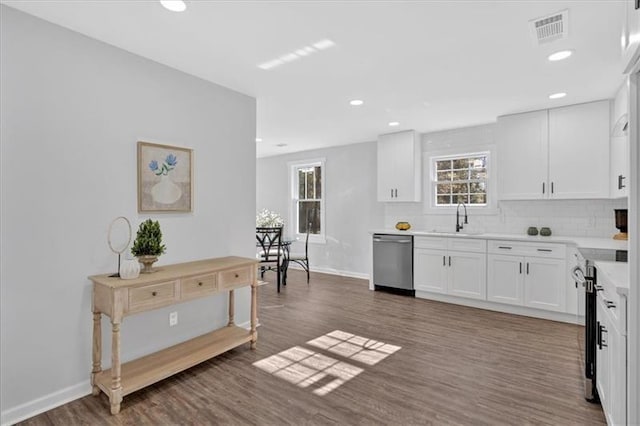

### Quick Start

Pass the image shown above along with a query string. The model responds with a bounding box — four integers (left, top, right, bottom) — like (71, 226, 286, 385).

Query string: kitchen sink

(413, 230, 485, 236)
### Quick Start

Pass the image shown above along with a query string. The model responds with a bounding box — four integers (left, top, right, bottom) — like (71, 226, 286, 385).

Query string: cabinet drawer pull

(526, 263, 529, 275)
(605, 300, 617, 309)
(597, 322, 607, 349)
(537, 248, 553, 252)
(519, 262, 522, 274)
(594, 284, 604, 292)
(448, 256, 451, 267)
(443, 255, 446, 266)
(542, 182, 545, 194)
(618, 174, 626, 190)
(152, 291, 157, 297)
(498, 246, 512, 249)
(551, 182, 554, 194)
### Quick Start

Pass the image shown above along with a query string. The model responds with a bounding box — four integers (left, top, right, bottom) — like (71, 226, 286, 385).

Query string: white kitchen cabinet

(548, 101, 610, 199)
(487, 254, 524, 305)
(447, 250, 487, 300)
(487, 241, 566, 313)
(596, 295, 611, 418)
(622, 0, 640, 73)
(377, 130, 421, 202)
(524, 257, 566, 312)
(497, 101, 610, 200)
(414, 248, 448, 294)
(611, 81, 630, 198)
(496, 110, 548, 200)
(414, 237, 486, 300)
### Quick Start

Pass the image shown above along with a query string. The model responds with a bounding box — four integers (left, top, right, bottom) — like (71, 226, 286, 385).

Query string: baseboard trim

(414, 291, 578, 324)
(1, 381, 92, 426)
(288, 264, 369, 280)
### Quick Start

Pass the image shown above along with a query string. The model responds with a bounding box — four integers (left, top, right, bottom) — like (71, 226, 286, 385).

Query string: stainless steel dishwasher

(372, 234, 414, 296)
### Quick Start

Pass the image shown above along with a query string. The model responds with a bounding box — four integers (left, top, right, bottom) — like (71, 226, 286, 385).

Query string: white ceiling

(3, 0, 628, 157)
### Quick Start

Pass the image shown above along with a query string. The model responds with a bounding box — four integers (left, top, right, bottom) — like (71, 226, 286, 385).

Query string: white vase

(151, 174, 182, 204)
(119, 258, 141, 280)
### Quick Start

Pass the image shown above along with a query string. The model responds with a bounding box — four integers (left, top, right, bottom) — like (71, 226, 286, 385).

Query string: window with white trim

(290, 159, 325, 242)
(431, 153, 489, 206)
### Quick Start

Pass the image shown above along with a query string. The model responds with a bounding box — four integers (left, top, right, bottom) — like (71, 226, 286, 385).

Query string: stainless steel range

(571, 247, 627, 402)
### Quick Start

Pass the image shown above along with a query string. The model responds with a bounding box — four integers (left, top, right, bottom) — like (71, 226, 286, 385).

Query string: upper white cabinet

(496, 110, 549, 200)
(497, 100, 610, 200)
(548, 101, 610, 199)
(622, 0, 640, 73)
(377, 130, 421, 202)
(611, 81, 630, 198)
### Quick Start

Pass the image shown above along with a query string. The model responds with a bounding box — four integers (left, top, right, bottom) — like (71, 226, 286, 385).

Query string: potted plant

(131, 219, 166, 273)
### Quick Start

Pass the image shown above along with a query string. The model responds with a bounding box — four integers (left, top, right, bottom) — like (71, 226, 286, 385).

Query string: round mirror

(108, 216, 132, 255)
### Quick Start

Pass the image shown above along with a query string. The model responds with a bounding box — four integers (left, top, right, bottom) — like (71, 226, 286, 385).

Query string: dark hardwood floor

(20, 270, 605, 425)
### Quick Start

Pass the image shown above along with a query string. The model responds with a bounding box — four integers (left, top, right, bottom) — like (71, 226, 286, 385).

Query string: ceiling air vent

(529, 9, 569, 45)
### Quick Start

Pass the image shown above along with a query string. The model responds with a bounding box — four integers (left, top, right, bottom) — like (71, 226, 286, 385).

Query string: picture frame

(137, 141, 193, 213)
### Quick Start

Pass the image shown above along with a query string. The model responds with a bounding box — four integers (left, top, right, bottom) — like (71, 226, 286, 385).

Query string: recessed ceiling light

(549, 92, 567, 99)
(160, 0, 186, 12)
(350, 99, 364, 106)
(388, 121, 400, 127)
(255, 138, 262, 142)
(276, 143, 288, 147)
(548, 50, 573, 61)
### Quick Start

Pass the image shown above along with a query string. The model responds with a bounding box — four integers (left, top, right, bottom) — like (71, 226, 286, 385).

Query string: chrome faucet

(456, 203, 468, 232)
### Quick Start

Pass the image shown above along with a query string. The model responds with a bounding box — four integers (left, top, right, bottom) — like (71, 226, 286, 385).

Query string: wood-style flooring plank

(18, 270, 604, 425)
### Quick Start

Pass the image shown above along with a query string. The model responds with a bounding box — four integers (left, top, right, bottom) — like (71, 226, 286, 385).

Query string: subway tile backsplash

(384, 199, 628, 238)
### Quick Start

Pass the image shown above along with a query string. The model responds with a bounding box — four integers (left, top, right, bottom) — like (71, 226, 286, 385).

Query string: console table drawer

(181, 274, 217, 299)
(219, 267, 251, 290)
(129, 281, 178, 313)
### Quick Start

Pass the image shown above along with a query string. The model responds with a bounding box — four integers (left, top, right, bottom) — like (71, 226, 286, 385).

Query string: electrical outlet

(169, 311, 178, 327)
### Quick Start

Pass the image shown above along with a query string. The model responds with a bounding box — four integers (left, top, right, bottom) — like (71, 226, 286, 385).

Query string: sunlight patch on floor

(253, 330, 401, 396)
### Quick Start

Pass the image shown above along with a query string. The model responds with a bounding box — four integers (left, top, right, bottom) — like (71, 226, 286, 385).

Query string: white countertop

(369, 229, 628, 251)
(594, 260, 630, 297)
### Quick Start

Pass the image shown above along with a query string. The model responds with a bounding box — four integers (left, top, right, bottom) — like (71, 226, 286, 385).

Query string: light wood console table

(89, 256, 258, 415)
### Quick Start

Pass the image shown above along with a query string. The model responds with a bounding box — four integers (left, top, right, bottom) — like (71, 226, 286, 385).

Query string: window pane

(451, 183, 469, 194)
(452, 170, 469, 181)
(298, 201, 321, 234)
(452, 159, 468, 169)
(314, 166, 322, 199)
(437, 171, 452, 182)
(305, 170, 314, 199)
(469, 182, 486, 193)
(454, 194, 469, 204)
(298, 170, 306, 199)
(436, 183, 452, 194)
(436, 195, 451, 205)
(436, 160, 452, 171)
(470, 157, 486, 168)
(470, 169, 487, 180)
(470, 194, 487, 204)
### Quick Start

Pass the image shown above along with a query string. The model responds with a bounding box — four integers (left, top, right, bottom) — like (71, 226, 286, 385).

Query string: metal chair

(256, 226, 284, 292)
(287, 222, 310, 284)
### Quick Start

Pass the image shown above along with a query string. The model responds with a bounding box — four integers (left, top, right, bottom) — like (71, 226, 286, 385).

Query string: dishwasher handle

(373, 238, 412, 243)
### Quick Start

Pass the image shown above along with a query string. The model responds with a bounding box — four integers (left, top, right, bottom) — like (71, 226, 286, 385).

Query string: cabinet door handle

(618, 175, 626, 190)
(526, 263, 530, 275)
(390, 189, 393, 198)
(594, 284, 604, 292)
(394, 189, 398, 198)
(519, 262, 522, 274)
(605, 300, 616, 309)
(542, 182, 545, 194)
(448, 256, 451, 267)
(598, 322, 608, 349)
(443, 255, 446, 266)
(551, 182, 554, 194)
(498, 246, 512, 250)
(537, 248, 552, 252)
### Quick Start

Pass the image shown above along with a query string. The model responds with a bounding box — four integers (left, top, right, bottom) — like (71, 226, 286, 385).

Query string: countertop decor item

(613, 209, 628, 240)
(395, 221, 411, 231)
(107, 216, 132, 278)
(256, 209, 284, 227)
(540, 227, 552, 236)
(131, 219, 166, 273)
(138, 141, 192, 213)
(527, 227, 539, 236)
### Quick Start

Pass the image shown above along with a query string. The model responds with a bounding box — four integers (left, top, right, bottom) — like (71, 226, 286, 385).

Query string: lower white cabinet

(414, 237, 486, 300)
(486, 240, 566, 312)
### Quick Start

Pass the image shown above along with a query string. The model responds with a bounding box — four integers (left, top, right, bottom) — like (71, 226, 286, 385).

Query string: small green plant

(131, 219, 166, 257)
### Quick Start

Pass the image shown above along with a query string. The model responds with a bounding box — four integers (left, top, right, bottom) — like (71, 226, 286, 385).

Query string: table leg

(227, 290, 235, 326)
(110, 321, 123, 414)
(91, 311, 102, 396)
(250, 282, 258, 349)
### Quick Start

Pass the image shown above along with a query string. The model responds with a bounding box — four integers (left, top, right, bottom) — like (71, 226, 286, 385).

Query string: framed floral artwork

(137, 141, 193, 212)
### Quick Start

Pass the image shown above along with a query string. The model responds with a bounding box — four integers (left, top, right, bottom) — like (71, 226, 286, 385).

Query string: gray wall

(0, 6, 256, 420)
(257, 142, 385, 277)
